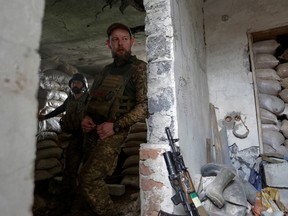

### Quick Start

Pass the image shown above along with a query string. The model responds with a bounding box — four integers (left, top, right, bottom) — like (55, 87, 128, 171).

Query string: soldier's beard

(112, 50, 131, 66)
(71, 87, 82, 94)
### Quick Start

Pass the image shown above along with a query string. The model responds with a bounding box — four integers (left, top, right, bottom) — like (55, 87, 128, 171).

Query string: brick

(140, 148, 161, 160)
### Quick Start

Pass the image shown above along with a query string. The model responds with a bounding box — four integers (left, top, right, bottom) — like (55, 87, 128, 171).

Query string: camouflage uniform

(59, 92, 89, 192)
(79, 55, 147, 215)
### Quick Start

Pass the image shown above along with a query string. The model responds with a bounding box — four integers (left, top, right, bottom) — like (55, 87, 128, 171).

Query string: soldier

(78, 23, 148, 216)
(39, 73, 89, 194)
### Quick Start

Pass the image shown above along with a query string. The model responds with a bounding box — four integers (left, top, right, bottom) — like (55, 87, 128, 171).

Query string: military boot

(205, 167, 235, 208)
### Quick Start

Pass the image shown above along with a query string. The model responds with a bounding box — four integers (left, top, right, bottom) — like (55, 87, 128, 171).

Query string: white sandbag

(46, 90, 68, 101)
(45, 100, 64, 109)
(41, 69, 71, 84)
(281, 77, 288, 89)
(256, 78, 281, 95)
(258, 94, 285, 115)
(38, 117, 62, 133)
(281, 119, 288, 138)
(261, 124, 280, 131)
(263, 143, 276, 153)
(276, 145, 288, 157)
(255, 69, 281, 80)
(254, 54, 279, 69)
(279, 89, 288, 103)
(262, 129, 285, 149)
(284, 140, 288, 148)
(276, 63, 288, 78)
(252, 39, 280, 55)
(39, 79, 61, 90)
(259, 108, 278, 124)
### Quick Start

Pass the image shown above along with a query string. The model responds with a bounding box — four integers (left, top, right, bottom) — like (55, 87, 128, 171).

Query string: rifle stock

(159, 127, 208, 216)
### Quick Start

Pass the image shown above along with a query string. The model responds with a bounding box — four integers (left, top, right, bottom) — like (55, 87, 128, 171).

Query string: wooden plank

(209, 103, 223, 164)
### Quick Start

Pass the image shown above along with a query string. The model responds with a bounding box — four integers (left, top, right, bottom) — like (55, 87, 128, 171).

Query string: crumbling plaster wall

(204, 0, 288, 179)
(0, 1, 44, 216)
(140, 0, 208, 215)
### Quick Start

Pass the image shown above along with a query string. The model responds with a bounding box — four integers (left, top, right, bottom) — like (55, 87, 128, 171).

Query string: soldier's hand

(97, 122, 114, 140)
(81, 115, 96, 133)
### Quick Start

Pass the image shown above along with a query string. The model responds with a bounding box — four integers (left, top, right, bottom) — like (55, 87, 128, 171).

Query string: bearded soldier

(78, 23, 148, 216)
(39, 73, 89, 194)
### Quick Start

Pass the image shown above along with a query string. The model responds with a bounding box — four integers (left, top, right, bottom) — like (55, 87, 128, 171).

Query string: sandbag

(276, 145, 288, 157)
(36, 131, 58, 142)
(46, 90, 68, 101)
(122, 147, 139, 156)
(124, 132, 147, 143)
(258, 94, 285, 115)
(121, 140, 142, 148)
(255, 69, 281, 81)
(262, 129, 285, 150)
(35, 158, 61, 170)
(37, 139, 58, 150)
(38, 117, 62, 133)
(36, 147, 63, 160)
(41, 69, 71, 84)
(122, 155, 139, 168)
(281, 119, 288, 138)
(259, 108, 278, 125)
(45, 100, 64, 109)
(34, 166, 62, 181)
(280, 77, 288, 89)
(263, 143, 276, 153)
(253, 40, 280, 55)
(261, 124, 280, 132)
(276, 63, 288, 78)
(122, 166, 139, 175)
(129, 122, 147, 133)
(279, 89, 288, 103)
(120, 175, 139, 188)
(254, 54, 279, 69)
(256, 78, 281, 95)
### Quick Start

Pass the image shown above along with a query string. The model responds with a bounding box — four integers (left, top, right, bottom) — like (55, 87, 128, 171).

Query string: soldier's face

(107, 28, 134, 60)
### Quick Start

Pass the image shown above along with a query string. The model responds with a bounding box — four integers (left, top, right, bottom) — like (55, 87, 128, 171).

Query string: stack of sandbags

(120, 122, 147, 188)
(35, 57, 77, 181)
(253, 40, 288, 156)
(35, 132, 63, 181)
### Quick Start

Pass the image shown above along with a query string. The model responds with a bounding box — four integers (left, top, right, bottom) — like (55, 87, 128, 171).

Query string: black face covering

(71, 87, 82, 94)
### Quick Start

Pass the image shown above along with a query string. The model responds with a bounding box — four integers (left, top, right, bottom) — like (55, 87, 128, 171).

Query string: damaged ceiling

(39, 0, 146, 73)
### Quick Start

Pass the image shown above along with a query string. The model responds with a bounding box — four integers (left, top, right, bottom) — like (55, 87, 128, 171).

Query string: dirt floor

(32, 179, 140, 216)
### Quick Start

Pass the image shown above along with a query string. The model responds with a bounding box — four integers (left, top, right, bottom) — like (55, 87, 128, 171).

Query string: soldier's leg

(62, 135, 83, 193)
(79, 132, 126, 215)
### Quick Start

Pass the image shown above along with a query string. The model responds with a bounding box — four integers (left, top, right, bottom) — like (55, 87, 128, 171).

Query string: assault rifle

(158, 127, 208, 216)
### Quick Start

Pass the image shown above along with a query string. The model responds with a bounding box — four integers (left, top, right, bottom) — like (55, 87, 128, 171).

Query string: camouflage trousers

(78, 130, 128, 215)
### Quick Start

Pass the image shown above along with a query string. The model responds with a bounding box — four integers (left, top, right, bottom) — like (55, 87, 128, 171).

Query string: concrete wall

(0, 1, 44, 215)
(204, 0, 288, 178)
(141, 0, 208, 215)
